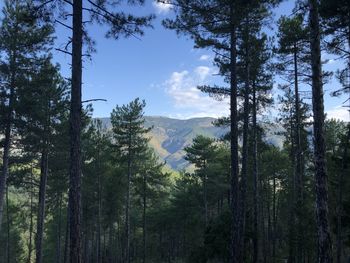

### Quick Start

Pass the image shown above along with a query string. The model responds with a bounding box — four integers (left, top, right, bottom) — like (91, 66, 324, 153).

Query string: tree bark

(56, 194, 63, 263)
(97, 148, 102, 263)
(143, 172, 147, 263)
(125, 151, 132, 263)
(336, 125, 349, 263)
(293, 44, 304, 263)
(272, 171, 276, 263)
(69, 0, 83, 261)
(27, 166, 34, 263)
(6, 187, 10, 263)
(203, 167, 208, 227)
(35, 147, 49, 263)
(0, 57, 16, 233)
(252, 79, 260, 263)
(239, 27, 250, 263)
(309, 0, 333, 261)
(229, 3, 240, 262)
(63, 204, 70, 263)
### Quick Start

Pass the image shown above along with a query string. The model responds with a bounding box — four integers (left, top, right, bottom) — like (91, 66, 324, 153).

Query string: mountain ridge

(97, 116, 283, 170)
(97, 116, 227, 170)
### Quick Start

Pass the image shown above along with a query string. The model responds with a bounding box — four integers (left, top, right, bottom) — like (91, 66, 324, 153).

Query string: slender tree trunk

(309, 0, 333, 261)
(108, 226, 113, 263)
(6, 186, 10, 263)
(229, 3, 240, 262)
(103, 230, 106, 261)
(27, 165, 34, 263)
(64, 204, 70, 263)
(36, 148, 49, 263)
(203, 168, 208, 227)
(57, 194, 63, 263)
(293, 44, 304, 263)
(267, 185, 272, 261)
(97, 149, 102, 263)
(125, 152, 132, 263)
(69, 0, 83, 261)
(260, 176, 267, 263)
(143, 172, 147, 263)
(272, 172, 276, 263)
(252, 82, 260, 263)
(336, 126, 349, 263)
(0, 75, 15, 233)
(288, 101, 296, 263)
(239, 27, 250, 263)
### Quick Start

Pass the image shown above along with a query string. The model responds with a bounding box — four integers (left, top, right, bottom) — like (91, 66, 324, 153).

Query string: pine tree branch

(55, 19, 73, 30)
(55, 48, 72, 56)
(62, 0, 73, 6)
(82, 99, 107, 103)
(81, 7, 141, 40)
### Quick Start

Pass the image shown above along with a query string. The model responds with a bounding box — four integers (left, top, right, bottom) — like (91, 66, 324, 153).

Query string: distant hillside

(98, 116, 227, 170)
(98, 116, 284, 170)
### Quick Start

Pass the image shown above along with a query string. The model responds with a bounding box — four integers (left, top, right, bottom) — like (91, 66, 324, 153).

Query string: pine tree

(275, 14, 310, 262)
(309, 0, 333, 261)
(185, 135, 216, 226)
(163, 1, 251, 259)
(17, 58, 68, 263)
(134, 148, 170, 263)
(110, 98, 151, 263)
(0, 0, 53, 233)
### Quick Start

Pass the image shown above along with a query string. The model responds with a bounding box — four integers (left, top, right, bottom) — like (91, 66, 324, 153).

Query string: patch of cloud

(195, 66, 211, 81)
(199, 54, 210, 61)
(326, 59, 335, 64)
(152, 0, 172, 14)
(326, 106, 350, 122)
(164, 66, 229, 119)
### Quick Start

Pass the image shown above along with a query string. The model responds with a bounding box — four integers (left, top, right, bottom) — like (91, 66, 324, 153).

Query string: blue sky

(1, 0, 349, 121)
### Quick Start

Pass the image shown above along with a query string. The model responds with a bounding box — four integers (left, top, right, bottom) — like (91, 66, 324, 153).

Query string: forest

(0, 0, 349, 262)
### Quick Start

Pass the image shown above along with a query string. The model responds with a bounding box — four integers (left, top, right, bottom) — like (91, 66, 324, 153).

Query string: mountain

(98, 116, 284, 170)
(98, 116, 227, 170)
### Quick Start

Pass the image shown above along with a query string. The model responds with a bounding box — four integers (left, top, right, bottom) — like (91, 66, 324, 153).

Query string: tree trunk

(229, 3, 240, 262)
(6, 186, 10, 263)
(272, 172, 276, 263)
(0, 75, 15, 234)
(293, 44, 304, 263)
(252, 82, 260, 263)
(69, 0, 83, 261)
(260, 176, 267, 263)
(35, 148, 49, 263)
(336, 125, 349, 263)
(203, 168, 208, 227)
(143, 172, 147, 263)
(64, 204, 70, 263)
(27, 166, 34, 263)
(97, 149, 102, 263)
(239, 27, 250, 263)
(288, 98, 296, 263)
(57, 194, 63, 263)
(309, 0, 333, 261)
(125, 153, 131, 263)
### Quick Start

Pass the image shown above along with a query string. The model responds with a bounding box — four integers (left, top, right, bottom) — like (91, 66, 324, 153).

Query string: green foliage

(0, 0, 349, 262)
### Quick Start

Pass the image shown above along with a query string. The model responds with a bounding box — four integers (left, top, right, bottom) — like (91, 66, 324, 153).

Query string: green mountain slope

(98, 116, 284, 170)
(99, 116, 227, 170)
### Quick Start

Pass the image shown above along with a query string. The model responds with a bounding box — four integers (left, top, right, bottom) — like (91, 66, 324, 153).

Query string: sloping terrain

(98, 116, 284, 170)
(99, 116, 227, 170)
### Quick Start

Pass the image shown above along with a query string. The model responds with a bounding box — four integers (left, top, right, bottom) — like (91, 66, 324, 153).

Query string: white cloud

(327, 59, 335, 64)
(199, 54, 210, 61)
(195, 66, 211, 81)
(164, 67, 229, 119)
(326, 106, 350, 122)
(152, 1, 172, 14)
